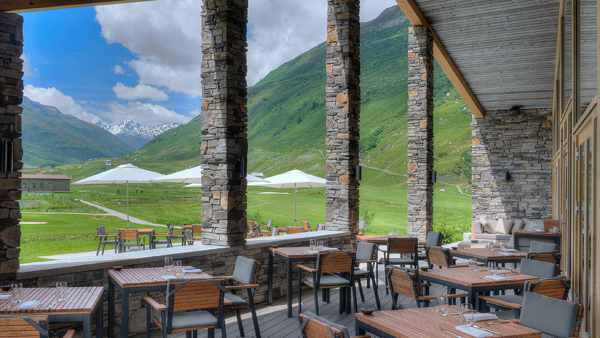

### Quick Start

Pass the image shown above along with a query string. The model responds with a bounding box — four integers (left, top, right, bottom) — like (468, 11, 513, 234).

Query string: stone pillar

(407, 26, 433, 242)
(200, 0, 248, 247)
(0, 13, 23, 280)
(325, 0, 361, 232)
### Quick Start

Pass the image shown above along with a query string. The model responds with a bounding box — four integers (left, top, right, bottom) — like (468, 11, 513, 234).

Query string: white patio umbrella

(249, 169, 326, 226)
(152, 165, 268, 185)
(73, 163, 163, 228)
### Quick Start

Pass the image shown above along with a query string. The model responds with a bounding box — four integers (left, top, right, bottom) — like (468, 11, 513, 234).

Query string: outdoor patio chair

(247, 221, 258, 238)
(287, 227, 304, 234)
(168, 222, 186, 246)
(298, 312, 368, 338)
(378, 237, 419, 294)
(184, 229, 202, 245)
(144, 278, 227, 338)
(529, 240, 559, 253)
(222, 256, 262, 338)
(480, 277, 571, 318)
(354, 242, 381, 310)
(96, 225, 118, 255)
(512, 292, 583, 338)
(254, 220, 272, 237)
(527, 251, 561, 265)
(317, 224, 325, 231)
(417, 231, 443, 262)
(302, 221, 314, 232)
(118, 229, 145, 252)
(425, 246, 474, 269)
(0, 316, 76, 338)
(298, 250, 357, 316)
(386, 266, 466, 309)
(152, 226, 174, 249)
(358, 220, 366, 235)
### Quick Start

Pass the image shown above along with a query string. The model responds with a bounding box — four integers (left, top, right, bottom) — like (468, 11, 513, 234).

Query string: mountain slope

(22, 97, 135, 166)
(131, 6, 472, 184)
(96, 119, 182, 149)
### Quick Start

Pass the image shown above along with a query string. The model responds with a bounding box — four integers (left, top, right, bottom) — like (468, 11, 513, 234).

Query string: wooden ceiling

(0, 0, 152, 13)
(399, 0, 560, 113)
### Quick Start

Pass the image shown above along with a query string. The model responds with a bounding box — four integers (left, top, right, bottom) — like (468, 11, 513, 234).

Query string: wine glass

(468, 258, 478, 272)
(165, 257, 174, 272)
(11, 283, 22, 305)
(317, 241, 324, 250)
(486, 242, 494, 253)
(460, 303, 474, 327)
(174, 261, 183, 276)
(501, 243, 508, 252)
(436, 295, 449, 316)
(489, 262, 498, 276)
(310, 239, 316, 250)
(55, 282, 67, 302)
(388, 229, 394, 237)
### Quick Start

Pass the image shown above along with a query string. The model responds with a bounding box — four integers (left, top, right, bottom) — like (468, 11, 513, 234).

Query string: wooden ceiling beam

(395, 0, 485, 119)
(0, 0, 153, 13)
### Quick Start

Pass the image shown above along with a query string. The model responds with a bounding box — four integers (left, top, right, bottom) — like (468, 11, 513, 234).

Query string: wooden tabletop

(355, 306, 541, 337)
(270, 247, 338, 258)
(513, 230, 561, 237)
(420, 267, 538, 287)
(109, 266, 212, 288)
(451, 248, 528, 260)
(0, 287, 103, 315)
(357, 235, 416, 244)
(134, 229, 156, 234)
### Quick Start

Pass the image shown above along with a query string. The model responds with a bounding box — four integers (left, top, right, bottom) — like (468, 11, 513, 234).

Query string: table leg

(108, 280, 114, 338)
(355, 321, 366, 335)
(286, 260, 293, 317)
(96, 298, 103, 338)
(268, 250, 273, 305)
(467, 287, 477, 311)
(121, 289, 130, 338)
(83, 315, 92, 338)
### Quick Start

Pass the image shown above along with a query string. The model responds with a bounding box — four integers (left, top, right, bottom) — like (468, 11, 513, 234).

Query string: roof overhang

(396, 0, 560, 118)
(0, 0, 153, 13)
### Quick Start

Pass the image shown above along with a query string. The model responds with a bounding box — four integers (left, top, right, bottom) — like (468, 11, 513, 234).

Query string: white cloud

(24, 85, 101, 124)
(98, 101, 191, 126)
(113, 65, 125, 74)
(113, 82, 169, 101)
(95, 0, 396, 90)
(22, 54, 38, 76)
(189, 109, 201, 117)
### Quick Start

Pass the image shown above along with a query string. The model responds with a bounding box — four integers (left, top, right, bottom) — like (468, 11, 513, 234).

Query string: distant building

(105, 160, 113, 166)
(21, 173, 71, 193)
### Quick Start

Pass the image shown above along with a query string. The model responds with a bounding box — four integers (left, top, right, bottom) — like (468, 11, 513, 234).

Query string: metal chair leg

(357, 278, 365, 302)
(96, 239, 102, 256)
(352, 284, 358, 313)
(371, 272, 381, 310)
(234, 309, 244, 337)
(313, 287, 320, 316)
(247, 289, 261, 338)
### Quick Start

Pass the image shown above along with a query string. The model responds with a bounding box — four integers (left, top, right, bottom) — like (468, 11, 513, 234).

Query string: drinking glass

(486, 242, 494, 253)
(317, 241, 324, 250)
(388, 229, 394, 237)
(501, 243, 508, 252)
(468, 258, 478, 272)
(489, 262, 498, 275)
(164, 257, 174, 271)
(174, 261, 183, 275)
(55, 282, 67, 302)
(310, 239, 316, 250)
(11, 283, 22, 305)
(436, 295, 449, 316)
(460, 303, 474, 327)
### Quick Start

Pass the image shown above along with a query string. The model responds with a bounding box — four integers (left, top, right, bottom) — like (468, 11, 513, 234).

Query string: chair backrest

(387, 266, 423, 300)
(426, 246, 451, 268)
(356, 242, 377, 261)
(527, 251, 561, 265)
(358, 221, 366, 229)
(271, 228, 279, 236)
(233, 256, 260, 285)
(317, 224, 325, 231)
(247, 222, 254, 232)
(425, 231, 442, 246)
(302, 221, 311, 231)
(387, 237, 418, 255)
(119, 229, 138, 241)
(525, 277, 570, 300)
(267, 219, 273, 227)
(167, 278, 225, 313)
(97, 225, 106, 236)
(0, 316, 49, 337)
(520, 292, 582, 338)
(287, 227, 304, 234)
(519, 258, 559, 279)
(298, 312, 351, 338)
(529, 241, 558, 253)
(317, 251, 354, 274)
(167, 226, 174, 236)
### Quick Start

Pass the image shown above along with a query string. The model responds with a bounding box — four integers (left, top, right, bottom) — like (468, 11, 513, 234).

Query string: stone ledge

(244, 230, 352, 249)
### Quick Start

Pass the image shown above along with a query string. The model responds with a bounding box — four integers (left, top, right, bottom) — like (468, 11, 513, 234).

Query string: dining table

(450, 248, 528, 267)
(355, 306, 542, 337)
(0, 286, 104, 338)
(356, 235, 390, 244)
(108, 266, 220, 338)
(419, 267, 538, 312)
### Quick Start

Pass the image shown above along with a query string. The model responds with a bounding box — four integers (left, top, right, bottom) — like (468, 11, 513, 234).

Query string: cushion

(425, 232, 442, 246)
(385, 257, 417, 265)
(529, 241, 558, 253)
(519, 259, 558, 279)
(356, 242, 376, 261)
(417, 253, 427, 260)
(495, 218, 514, 234)
(474, 234, 511, 241)
(354, 269, 370, 276)
(512, 219, 525, 232)
(485, 294, 524, 307)
(520, 292, 579, 337)
(155, 310, 217, 330)
(478, 216, 488, 228)
(524, 219, 543, 231)
(304, 275, 350, 287)
(473, 221, 483, 234)
(224, 293, 247, 306)
(483, 220, 496, 234)
(233, 256, 258, 285)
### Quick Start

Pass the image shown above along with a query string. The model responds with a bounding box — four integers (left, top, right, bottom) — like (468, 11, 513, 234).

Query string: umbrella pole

(294, 183, 297, 227)
(126, 180, 130, 229)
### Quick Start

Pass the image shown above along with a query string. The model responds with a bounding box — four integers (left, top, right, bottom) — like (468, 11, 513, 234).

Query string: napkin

(465, 313, 498, 321)
(455, 325, 493, 338)
(484, 275, 508, 281)
(18, 301, 40, 310)
(161, 275, 177, 280)
(182, 269, 202, 273)
(533, 229, 544, 232)
(498, 252, 518, 256)
(308, 250, 319, 254)
(494, 270, 512, 274)
(322, 248, 339, 251)
(505, 249, 518, 252)
(0, 294, 11, 301)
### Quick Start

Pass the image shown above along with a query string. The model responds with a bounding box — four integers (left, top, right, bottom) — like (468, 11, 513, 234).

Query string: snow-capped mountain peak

(95, 119, 182, 149)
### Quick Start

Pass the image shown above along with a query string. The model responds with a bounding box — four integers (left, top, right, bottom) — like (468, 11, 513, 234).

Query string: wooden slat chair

(144, 278, 227, 338)
(417, 231, 442, 263)
(527, 251, 561, 265)
(0, 316, 76, 338)
(96, 225, 118, 255)
(480, 277, 571, 318)
(386, 266, 467, 309)
(317, 224, 325, 231)
(519, 258, 559, 279)
(425, 246, 477, 269)
(184, 229, 202, 245)
(353, 242, 381, 310)
(302, 221, 315, 232)
(298, 251, 357, 315)
(357, 220, 367, 235)
(254, 220, 272, 237)
(169, 222, 186, 246)
(511, 292, 583, 338)
(152, 226, 174, 249)
(222, 256, 262, 338)
(529, 240, 558, 253)
(378, 237, 419, 294)
(118, 229, 145, 252)
(247, 222, 257, 238)
(298, 312, 370, 338)
(287, 227, 304, 234)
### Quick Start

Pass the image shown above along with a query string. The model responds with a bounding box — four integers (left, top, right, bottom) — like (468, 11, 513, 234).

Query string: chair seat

(153, 239, 170, 244)
(484, 294, 524, 307)
(101, 240, 118, 244)
(304, 275, 350, 287)
(381, 257, 416, 265)
(417, 253, 427, 260)
(155, 310, 217, 330)
(354, 269, 370, 276)
(172, 234, 185, 238)
(121, 243, 142, 246)
(224, 293, 248, 306)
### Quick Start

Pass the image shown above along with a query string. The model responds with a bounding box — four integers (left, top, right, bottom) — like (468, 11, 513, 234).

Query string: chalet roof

(22, 174, 72, 180)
